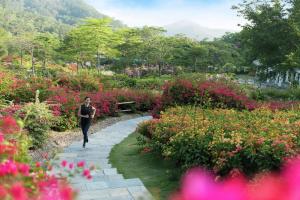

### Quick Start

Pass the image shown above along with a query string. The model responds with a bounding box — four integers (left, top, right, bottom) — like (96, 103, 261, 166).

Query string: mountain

(164, 20, 234, 40)
(0, 0, 122, 36)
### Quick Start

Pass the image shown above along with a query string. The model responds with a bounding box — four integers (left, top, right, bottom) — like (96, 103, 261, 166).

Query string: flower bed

(0, 116, 94, 199)
(138, 106, 300, 176)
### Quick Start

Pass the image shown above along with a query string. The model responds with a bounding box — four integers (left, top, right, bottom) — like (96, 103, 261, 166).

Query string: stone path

(53, 116, 153, 200)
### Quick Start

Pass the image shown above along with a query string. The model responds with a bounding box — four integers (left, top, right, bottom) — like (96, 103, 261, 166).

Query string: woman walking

(78, 97, 96, 148)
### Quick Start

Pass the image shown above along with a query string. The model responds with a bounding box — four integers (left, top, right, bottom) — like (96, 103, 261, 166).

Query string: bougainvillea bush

(156, 80, 256, 116)
(0, 116, 94, 200)
(110, 89, 159, 112)
(138, 106, 300, 176)
(172, 157, 300, 200)
(7, 76, 54, 103)
(47, 86, 81, 131)
(151, 79, 256, 118)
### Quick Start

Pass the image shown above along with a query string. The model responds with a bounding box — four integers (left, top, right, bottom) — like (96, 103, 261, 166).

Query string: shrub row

(0, 70, 159, 134)
(138, 106, 300, 176)
(152, 79, 300, 118)
(152, 79, 256, 118)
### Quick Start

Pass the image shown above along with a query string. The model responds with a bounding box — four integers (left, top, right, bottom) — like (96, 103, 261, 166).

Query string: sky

(85, 0, 244, 30)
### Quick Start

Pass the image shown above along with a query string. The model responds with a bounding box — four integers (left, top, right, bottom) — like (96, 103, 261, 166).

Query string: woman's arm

(91, 106, 96, 118)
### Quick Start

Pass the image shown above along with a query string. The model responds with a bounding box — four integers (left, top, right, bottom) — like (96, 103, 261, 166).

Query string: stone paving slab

(53, 116, 153, 200)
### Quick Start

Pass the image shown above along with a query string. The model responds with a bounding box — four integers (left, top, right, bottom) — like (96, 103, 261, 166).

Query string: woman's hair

(84, 96, 90, 100)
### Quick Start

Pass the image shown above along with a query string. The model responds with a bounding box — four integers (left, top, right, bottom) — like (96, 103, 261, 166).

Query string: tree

(115, 28, 143, 69)
(234, 0, 299, 77)
(34, 33, 60, 69)
(61, 18, 121, 70)
(188, 43, 209, 72)
(0, 28, 9, 58)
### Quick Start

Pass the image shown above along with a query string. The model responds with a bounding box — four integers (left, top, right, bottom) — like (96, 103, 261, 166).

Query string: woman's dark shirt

(80, 104, 92, 125)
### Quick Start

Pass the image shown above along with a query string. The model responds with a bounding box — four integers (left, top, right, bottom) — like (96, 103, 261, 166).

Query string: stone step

(78, 188, 131, 200)
(70, 174, 124, 184)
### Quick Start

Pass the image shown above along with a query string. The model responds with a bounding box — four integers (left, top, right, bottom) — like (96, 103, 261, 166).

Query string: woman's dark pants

(81, 120, 90, 144)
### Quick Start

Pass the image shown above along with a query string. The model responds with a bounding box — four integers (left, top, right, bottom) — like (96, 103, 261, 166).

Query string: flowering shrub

(139, 106, 300, 176)
(0, 71, 15, 99)
(20, 103, 54, 148)
(111, 89, 158, 112)
(262, 101, 300, 111)
(0, 115, 95, 199)
(8, 77, 54, 103)
(56, 73, 103, 92)
(197, 81, 256, 110)
(0, 104, 23, 117)
(172, 157, 300, 200)
(88, 92, 118, 118)
(157, 80, 256, 118)
(47, 86, 81, 131)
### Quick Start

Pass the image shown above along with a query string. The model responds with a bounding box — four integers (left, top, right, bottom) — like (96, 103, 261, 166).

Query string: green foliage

(234, 0, 300, 78)
(51, 114, 78, 132)
(61, 18, 122, 68)
(0, 0, 112, 35)
(20, 102, 54, 148)
(139, 106, 300, 176)
(250, 87, 300, 101)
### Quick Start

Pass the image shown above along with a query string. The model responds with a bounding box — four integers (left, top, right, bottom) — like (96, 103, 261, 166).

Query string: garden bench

(116, 101, 136, 112)
(44, 100, 61, 107)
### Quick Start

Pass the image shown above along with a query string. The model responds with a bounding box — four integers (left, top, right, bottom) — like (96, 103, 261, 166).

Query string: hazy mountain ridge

(164, 20, 234, 40)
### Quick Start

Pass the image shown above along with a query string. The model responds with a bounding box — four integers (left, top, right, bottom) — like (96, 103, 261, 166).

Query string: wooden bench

(44, 100, 61, 107)
(116, 101, 135, 112)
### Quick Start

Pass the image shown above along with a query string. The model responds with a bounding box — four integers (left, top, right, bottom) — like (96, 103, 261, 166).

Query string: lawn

(109, 132, 180, 200)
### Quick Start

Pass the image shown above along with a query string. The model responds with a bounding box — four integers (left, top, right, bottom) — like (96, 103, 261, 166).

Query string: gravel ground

(29, 113, 150, 162)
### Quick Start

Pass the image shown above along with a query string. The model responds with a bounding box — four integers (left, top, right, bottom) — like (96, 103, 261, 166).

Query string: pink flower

(181, 169, 217, 200)
(0, 185, 7, 199)
(18, 163, 30, 176)
(61, 160, 68, 168)
(36, 162, 41, 168)
(77, 161, 85, 168)
(10, 182, 27, 200)
(0, 116, 20, 134)
(59, 186, 74, 200)
(87, 175, 92, 180)
(68, 163, 74, 170)
(0, 132, 4, 143)
(82, 169, 90, 177)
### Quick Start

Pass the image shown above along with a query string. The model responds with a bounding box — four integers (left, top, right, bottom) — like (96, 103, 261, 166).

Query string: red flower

(10, 182, 27, 200)
(18, 163, 30, 176)
(87, 175, 92, 180)
(0, 185, 7, 199)
(82, 169, 90, 177)
(77, 161, 85, 168)
(59, 186, 74, 200)
(0, 116, 20, 134)
(61, 160, 68, 168)
(36, 162, 41, 168)
(68, 163, 74, 170)
(0, 132, 4, 143)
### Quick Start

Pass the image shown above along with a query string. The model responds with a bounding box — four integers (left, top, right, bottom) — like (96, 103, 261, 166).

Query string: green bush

(139, 106, 300, 176)
(20, 103, 54, 148)
(250, 87, 300, 101)
(51, 114, 78, 132)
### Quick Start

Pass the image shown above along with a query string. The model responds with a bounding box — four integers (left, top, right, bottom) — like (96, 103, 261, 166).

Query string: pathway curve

(53, 116, 153, 200)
